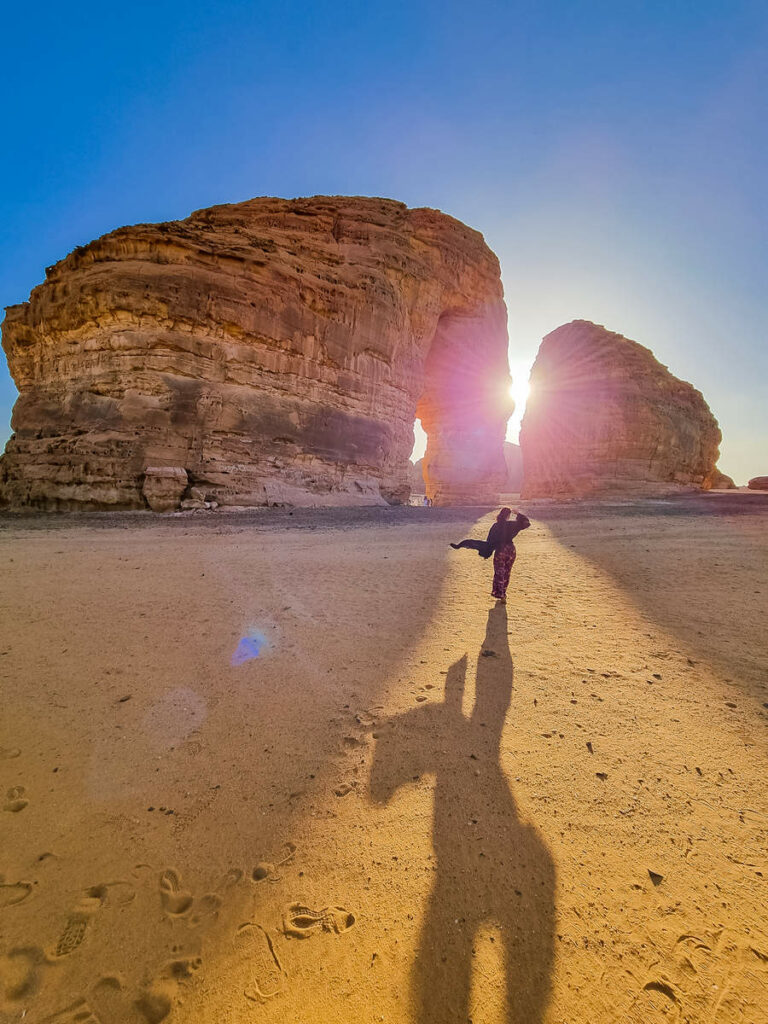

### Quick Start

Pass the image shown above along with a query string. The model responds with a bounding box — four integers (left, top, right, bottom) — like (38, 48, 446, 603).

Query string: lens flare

(231, 629, 268, 666)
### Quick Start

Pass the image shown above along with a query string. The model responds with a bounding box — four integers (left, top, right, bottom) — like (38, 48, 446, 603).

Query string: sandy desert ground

(1, 494, 767, 1024)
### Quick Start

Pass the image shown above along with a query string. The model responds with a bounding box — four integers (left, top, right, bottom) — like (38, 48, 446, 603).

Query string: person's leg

(491, 550, 505, 598)
(497, 548, 516, 598)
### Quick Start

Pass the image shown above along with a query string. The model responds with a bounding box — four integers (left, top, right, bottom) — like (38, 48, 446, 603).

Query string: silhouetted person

(370, 606, 554, 1023)
(451, 508, 531, 602)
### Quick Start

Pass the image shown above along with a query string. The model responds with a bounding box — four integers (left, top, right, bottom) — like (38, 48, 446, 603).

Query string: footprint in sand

(159, 867, 241, 925)
(134, 984, 173, 1023)
(163, 956, 203, 982)
(3, 785, 28, 812)
(283, 902, 355, 939)
(159, 869, 194, 917)
(48, 882, 135, 960)
(137, 957, 203, 1022)
(0, 877, 33, 908)
(622, 979, 681, 1023)
(674, 932, 713, 978)
(49, 895, 104, 959)
(0, 747, 21, 760)
(89, 881, 136, 907)
(44, 967, 199, 1024)
(235, 923, 285, 1003)
(0, 945, 46, 1003)
(251, 842, 296, 884)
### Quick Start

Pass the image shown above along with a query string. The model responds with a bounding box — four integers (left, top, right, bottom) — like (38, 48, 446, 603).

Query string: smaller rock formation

(502, 442, 523, 492)
(410, 440, 521, 498)
(520, 321, 722, 498)
(748, 476, 768, 490)
(410, 458, 426, 493)
(709, 468, 736, 489)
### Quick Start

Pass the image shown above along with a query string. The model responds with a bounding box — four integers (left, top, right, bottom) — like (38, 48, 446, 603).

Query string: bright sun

(508, 378, 530, 412)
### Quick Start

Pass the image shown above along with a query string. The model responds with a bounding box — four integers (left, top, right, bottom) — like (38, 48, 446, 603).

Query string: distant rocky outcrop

(709, 468, 736, 489)
(0, 196, 512, 511)
(411, 440, 521, 497)
(410, 458, 425, 492)
(503, 442, 523, 491)
(520, 321, 721, 498)
(748, 476, 768, 490)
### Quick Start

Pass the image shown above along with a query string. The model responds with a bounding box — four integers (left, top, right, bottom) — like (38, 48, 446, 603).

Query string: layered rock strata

(0, 196, 512, 510)
(520, 321, 722, 498)
(748, 477, 768, 490)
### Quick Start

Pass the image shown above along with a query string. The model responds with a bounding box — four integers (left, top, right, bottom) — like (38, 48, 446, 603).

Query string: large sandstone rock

(520, 321, 721, 498)
(0, 196, 512, 510)
(748, 476, 768, 490)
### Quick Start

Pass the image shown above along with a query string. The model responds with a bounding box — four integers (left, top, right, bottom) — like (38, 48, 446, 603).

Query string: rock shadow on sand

(370, 605, 555, 1023)
(539, 494, 768, 707)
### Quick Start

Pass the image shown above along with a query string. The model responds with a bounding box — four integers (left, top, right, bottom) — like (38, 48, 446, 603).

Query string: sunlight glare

(410, 418, 428, 463)
(505, 360, 534, 444)
(509, 378, 530, 412)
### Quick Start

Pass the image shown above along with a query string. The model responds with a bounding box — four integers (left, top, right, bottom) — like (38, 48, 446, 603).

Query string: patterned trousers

(491, 545, 517, 599)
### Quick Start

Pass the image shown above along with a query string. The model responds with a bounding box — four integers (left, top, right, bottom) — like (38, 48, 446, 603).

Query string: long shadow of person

(370, 605, 555, 1023)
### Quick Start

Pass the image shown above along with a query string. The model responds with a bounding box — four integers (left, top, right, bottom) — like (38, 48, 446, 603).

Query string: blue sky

(1, 0, 766, 481)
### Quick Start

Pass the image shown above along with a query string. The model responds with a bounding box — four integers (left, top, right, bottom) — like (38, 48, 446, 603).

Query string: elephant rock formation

(1, 196, 512, 510)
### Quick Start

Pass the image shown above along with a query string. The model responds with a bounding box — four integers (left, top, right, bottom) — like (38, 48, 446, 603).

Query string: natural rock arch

(0, 196, 512, 510)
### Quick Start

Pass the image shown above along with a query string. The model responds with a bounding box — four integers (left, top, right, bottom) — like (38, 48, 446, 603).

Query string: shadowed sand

(0, 495, 766, 1022)
(370, 606, 555, 1023)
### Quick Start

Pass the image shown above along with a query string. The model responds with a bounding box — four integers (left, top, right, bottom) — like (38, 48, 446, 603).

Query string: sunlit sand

(1, 495, 766, 1022)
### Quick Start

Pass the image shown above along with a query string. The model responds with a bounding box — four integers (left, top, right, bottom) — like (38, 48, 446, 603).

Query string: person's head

(496, 507, 512, 523)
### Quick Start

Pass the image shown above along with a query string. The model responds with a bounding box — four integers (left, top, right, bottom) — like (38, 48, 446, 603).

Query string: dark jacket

(452, 513, 531, 559)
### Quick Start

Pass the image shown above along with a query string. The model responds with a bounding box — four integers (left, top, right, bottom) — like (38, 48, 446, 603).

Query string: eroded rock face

(520, 321, 721, 498)
(142, 467, 189, 513)
(0, 196, 511, 510)
(748, 476, 768, 490)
